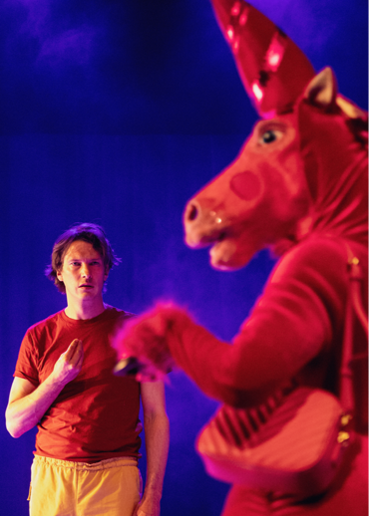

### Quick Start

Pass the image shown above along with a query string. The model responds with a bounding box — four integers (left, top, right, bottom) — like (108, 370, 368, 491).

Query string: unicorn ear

(303, 67, 337, 109)
(336, 95, 368, 120)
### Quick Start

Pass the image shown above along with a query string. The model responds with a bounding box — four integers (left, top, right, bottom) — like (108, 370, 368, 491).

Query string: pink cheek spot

(230, 171, 262, 201)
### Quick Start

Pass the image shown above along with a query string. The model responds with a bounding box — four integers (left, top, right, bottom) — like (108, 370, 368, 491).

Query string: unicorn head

(183, 0, 368, 270)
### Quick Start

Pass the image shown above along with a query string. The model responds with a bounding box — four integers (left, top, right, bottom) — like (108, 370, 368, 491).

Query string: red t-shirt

(14, 306, 141, 463)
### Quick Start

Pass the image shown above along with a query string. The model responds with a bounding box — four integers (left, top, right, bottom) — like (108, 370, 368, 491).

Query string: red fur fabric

(113, 304, 180, 379)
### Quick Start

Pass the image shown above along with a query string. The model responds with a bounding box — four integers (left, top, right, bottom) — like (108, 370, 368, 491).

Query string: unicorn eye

(261, 129, 278, 144)
(254, 122, 286, 146)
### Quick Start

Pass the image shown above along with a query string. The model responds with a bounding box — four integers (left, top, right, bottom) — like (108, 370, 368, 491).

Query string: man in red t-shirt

(6, 223, 169, 516)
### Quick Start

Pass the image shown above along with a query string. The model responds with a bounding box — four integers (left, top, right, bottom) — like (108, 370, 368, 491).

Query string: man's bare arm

(5, 338, 84, 438)
(134, 380, 169, 516)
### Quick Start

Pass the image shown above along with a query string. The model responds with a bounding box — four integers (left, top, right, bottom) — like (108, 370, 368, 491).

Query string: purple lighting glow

(38, 26, 97, 66)
(10, 0, 98, 67)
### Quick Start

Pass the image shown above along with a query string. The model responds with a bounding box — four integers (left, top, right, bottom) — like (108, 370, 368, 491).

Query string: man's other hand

(133, 496, 160, 516)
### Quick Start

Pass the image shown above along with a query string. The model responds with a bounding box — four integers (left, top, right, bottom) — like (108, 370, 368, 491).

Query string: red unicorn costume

(114, 1, 368, 514)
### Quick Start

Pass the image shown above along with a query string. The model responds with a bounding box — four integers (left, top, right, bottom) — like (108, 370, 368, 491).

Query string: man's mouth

(79, 284, 93, 289)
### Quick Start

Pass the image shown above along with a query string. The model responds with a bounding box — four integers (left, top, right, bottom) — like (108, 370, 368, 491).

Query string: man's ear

(303, 67, 337, 110)
(56, 269, 63, 281)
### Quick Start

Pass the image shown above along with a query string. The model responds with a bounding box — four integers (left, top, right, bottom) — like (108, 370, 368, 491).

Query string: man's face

(56, 240, 108, 304)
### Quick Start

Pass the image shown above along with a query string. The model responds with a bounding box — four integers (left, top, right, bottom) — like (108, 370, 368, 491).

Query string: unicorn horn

(210, 0, 315, 117)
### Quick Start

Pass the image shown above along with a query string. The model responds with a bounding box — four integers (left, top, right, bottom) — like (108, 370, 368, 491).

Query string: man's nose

(80, 264, 92, 278)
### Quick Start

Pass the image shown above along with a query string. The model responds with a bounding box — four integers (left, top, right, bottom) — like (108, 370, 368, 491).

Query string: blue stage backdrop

(0, 1, 367, 515)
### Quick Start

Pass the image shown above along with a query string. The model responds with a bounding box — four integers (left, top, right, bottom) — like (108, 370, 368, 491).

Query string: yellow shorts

(29, 455, 142, 516)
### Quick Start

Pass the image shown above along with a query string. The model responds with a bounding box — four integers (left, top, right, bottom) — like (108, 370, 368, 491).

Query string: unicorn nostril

(188, 203, 198, 221)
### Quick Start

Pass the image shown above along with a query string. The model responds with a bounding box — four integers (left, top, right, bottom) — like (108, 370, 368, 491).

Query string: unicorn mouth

(209, 236, 237, 269)
(185, 220, 247, 270)
(205, 228, 242, 269)
(209, 231, 227, 247)
(185, 224, 228, 248)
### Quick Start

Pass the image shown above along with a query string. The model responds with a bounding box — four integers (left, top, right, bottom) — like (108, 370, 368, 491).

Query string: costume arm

(134, 381, 169, 516)
(164, 239, 347, 405)
(117, 238, 349, 406)
(6, 339, 84, 438)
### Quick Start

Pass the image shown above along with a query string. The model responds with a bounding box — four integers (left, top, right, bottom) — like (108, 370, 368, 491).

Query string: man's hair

(45, 223, 121, 294)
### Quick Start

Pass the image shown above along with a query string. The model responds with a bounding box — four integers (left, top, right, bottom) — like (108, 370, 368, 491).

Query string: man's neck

(64, 299, 106, 320)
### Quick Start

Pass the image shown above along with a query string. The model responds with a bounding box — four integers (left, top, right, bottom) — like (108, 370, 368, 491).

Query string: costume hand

(133, 496, 160, 516)
(52, 339, 84, 386)
(113, 304, 178, 382)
